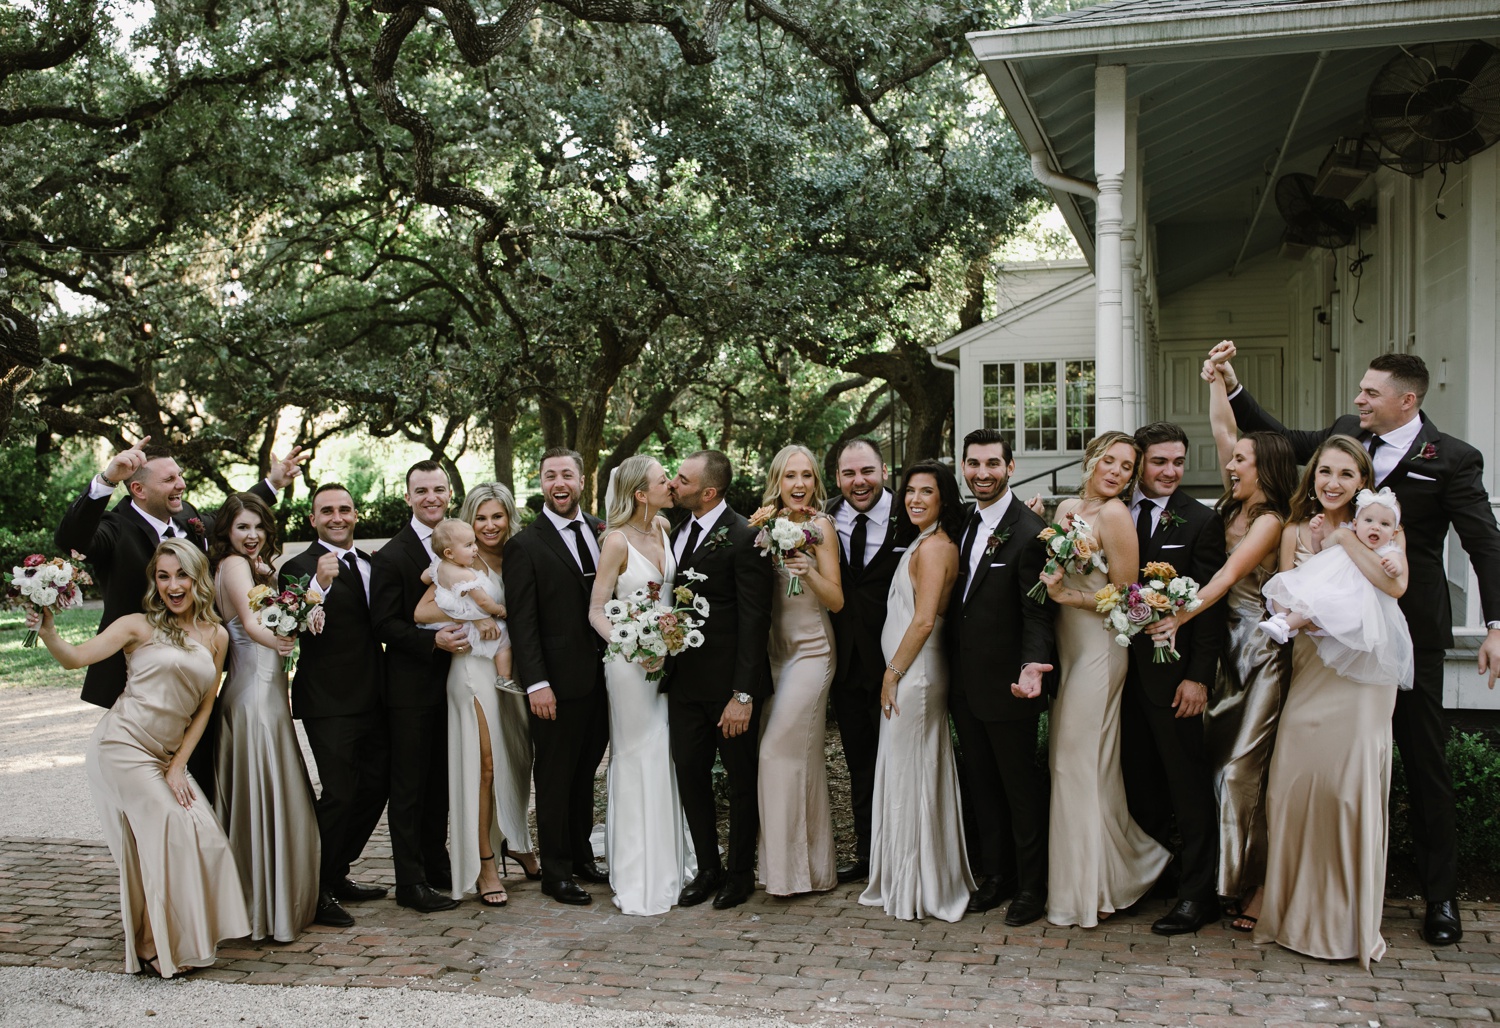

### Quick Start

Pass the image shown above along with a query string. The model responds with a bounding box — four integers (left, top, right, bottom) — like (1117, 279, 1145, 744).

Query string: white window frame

(980, 357, 1096, 455)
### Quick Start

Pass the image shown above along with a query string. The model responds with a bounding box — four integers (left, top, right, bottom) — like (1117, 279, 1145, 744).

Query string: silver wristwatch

(733, 691, 753, 705)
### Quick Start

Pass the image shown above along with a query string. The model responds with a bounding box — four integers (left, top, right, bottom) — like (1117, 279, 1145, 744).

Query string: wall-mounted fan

(1276, 173, 1374, 255)
(1367, 41, 1500, 174)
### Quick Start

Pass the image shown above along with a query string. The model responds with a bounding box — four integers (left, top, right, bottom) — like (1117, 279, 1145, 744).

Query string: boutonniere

(700, 525, 732, 553)
(1157, 509, 1187, 531)
(591, 519, 606, 540)
(185, 517, 206, 539)
(984, 528, 1012, 557)
(1410, 442, 1438, 463)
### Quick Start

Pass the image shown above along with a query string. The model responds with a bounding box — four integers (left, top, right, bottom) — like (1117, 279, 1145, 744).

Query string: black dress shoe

(1151, 898, 1218, 936)
(328, 877, 388, 903)
(540, 878, 593, 906)
(678, 869, 724, 907)
(836, 860, 869, 884)
(712, 873, 754, 910)
(573, 861, 610, 884)
(1424, 899, 1463, 946)
(967, 875, 1017, 914)
(395, 882, 460, 913)
(1005, 890, 1047, 927)
(314, 890, 355, 927)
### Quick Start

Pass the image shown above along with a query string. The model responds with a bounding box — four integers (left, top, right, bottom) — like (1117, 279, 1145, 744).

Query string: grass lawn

(0, 607, 99, 690)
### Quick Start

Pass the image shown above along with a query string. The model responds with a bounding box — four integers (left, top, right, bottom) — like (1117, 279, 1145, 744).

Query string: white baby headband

(1355, 487, 1401, 520)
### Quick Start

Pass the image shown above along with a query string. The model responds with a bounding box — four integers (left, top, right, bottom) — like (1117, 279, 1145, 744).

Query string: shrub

(1390, 730, 1500, 874)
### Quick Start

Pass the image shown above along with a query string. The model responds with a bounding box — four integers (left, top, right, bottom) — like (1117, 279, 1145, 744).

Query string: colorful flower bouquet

(1094, 561, 1202, 662)
(750, 507, 823, 596)
(600, 568, 710, 681)
(5, 553, 93, 647)
(248, 574, 325, 672)
(1027, 515, 1108, 603)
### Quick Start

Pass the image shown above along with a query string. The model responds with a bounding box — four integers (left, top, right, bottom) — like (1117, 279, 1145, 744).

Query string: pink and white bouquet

(248, 574, 325, 672)
(1094, 561, 1202, 662)
(600, 568, 710, 681)
(1027, 515, 1108, 603)
(750, 507, 823, 597)
(4, 552, 93, 647)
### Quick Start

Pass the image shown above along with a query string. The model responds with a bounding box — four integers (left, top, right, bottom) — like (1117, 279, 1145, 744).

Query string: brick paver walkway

(2, 833, 1496, 1026)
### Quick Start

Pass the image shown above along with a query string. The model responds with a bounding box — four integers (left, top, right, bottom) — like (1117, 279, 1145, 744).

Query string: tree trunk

(538, 397, 568, 450)
(490, 398, 517, 490)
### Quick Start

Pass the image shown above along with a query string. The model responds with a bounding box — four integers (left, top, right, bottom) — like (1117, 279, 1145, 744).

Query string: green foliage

(0, 606, 98, 690)
(265, 494, 413, 544)
(1391, 731, 1500, 874)
(0, 440, 97, 535)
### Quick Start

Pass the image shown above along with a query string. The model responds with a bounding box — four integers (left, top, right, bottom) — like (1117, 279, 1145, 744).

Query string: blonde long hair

(1080, 431, 1140, 499)
(459, 482, 520, 548)
(141, 539, 221, 650)
(604, 455, 663, 531)
(761, 444, 827, 509)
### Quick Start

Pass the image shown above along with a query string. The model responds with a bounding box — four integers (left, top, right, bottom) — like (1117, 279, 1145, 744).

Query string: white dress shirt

(1368, 415, 1423, 485)
(318, 543, 371, 605)
(410, 514, 437, 562)
(963, 490, 1013, 599)
(543, 506, 601, 572)
(128, 502, 178, 542)
(834, 491, 891, 569)
(673, 500, 729, 564)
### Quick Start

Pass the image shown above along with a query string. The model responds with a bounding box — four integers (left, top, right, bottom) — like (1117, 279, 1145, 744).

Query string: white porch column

(1121, 99, 1141, 429)
(1094, 64, 1128, 433)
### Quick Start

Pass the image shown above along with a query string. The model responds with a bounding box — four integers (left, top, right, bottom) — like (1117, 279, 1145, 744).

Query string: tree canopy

(1, 0, 1051, 506)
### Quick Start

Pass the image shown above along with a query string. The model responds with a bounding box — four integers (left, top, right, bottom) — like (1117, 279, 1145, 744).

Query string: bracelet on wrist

(886, 662, 905, 678)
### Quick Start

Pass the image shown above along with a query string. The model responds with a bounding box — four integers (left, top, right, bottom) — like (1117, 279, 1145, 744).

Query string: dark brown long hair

(1216, 431, 1297, 527)
(208, 493, 281, 584)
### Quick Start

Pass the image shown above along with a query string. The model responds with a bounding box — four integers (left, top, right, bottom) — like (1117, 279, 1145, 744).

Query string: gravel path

(0, 685, 107, 840)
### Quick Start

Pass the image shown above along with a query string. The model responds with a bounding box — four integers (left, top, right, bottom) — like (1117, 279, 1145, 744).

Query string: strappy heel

(476, 853, 508, 907)
(502, 845, 542, 881)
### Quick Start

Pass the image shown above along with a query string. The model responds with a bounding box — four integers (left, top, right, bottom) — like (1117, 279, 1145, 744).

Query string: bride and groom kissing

(503, 447, 772, 914)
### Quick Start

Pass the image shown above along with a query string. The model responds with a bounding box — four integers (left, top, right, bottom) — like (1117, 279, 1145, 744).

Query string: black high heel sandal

(137, 955, 162, 978)
(502, 845, 542, 881)
(476, 853, 508, 907)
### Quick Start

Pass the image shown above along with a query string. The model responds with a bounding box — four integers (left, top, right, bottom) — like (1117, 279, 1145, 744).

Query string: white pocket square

(1408, 472, 1436, 482)
(892, 546, 908, 553)
(1160, 543, 1186, 550)
(988, 561, 1007, 568)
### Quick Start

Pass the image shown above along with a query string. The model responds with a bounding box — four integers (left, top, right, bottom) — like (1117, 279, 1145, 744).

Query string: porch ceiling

(970, 0, 1500, 295)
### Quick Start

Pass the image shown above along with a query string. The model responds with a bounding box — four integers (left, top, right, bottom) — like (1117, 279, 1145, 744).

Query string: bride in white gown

(588, 456, 695, 915)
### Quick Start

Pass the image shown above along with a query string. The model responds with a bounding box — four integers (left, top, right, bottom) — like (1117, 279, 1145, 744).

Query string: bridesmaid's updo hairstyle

(1289, 434, 1373, 523)
(604, 454, 661, 532)
(1080, 430, 1140, 498)
(459, 482, 520, 548)
(902, 460, 965, 543)
(761, 444, 827, 511)
(208, 492, 282, 585)
(143, 539, 221, 649)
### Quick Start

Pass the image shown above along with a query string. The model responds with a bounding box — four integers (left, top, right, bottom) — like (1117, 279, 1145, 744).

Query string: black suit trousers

(669, 696, 761, 877)
(530, 688, 609, 885)
(304, 710, 389, 885)
(949, 688, 1048, 892)
(830, 650, 882, 861)
(387, 703, 449, 887)
(1395, 647, 1457, 900)
(1121, 670, 1218, 904)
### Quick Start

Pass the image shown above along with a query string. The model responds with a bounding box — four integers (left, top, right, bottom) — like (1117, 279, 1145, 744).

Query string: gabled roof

(932, 264, 1093, 357)
(969, 0, 1500, 294)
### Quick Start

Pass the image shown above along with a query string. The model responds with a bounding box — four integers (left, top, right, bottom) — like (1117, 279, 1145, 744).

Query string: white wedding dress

(604, 526, 695, 915)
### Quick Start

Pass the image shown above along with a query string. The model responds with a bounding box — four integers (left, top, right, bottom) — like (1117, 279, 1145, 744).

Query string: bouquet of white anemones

(749, 506, 824, 597)
(4, 552, 93, 647)
(247, 574, 325, 672)
(601, 568, 709, 681)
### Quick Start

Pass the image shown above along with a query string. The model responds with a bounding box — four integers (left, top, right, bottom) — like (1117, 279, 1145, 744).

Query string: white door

(1156, 338, 1287, 495)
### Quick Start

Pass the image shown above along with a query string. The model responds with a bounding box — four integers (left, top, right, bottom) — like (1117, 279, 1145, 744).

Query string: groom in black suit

(1126, 422, 1228, 936)
(503, 447, 611, 906)
(369, 460, 466, 913)
(1219, 348, 1500, 946)
(665, 450, 774, 910)
(949, 428, 1056, 926)
(825, 438, 916, 883)
(279, 483, 389, 927)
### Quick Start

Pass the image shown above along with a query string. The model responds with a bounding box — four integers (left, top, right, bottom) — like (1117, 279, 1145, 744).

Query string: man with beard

(949, 428, 1055, 925)
(503, 448, 611, 905)
(825, 438, 915, 883)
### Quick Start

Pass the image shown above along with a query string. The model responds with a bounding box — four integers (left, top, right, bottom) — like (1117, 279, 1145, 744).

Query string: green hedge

(1391, 730, 1500, 874)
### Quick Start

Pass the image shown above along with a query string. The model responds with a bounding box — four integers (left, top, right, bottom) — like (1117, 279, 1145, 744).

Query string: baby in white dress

(426, 518, 518, 693)
(1257, 487, 1413, 689)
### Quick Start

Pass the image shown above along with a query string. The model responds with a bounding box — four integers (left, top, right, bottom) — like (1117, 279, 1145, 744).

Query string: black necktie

(1136, 501, 1154, 557)
(343, 552, 366, 603)
(162, 524, 176, 539)
(1367, 434, 1385, 457)
(569, 521, 596, 576)
(681, 519, 702, 561)
(849, 513, 869, 573)
(958, 511, 981, 575)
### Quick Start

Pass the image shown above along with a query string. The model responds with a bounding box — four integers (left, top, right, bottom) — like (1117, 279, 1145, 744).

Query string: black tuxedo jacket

(56, 479, 277, 709)
(826, 492, 917, 692)
(1231, 388, 1500, 646)
(947, 499, 1057, 721)
(663, 506, 774, 703)
(502, 512, 607, 702)
(1127, 490, 1228, 705)
(280, 542, 384, 720)
(369, 525, 451, 710)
